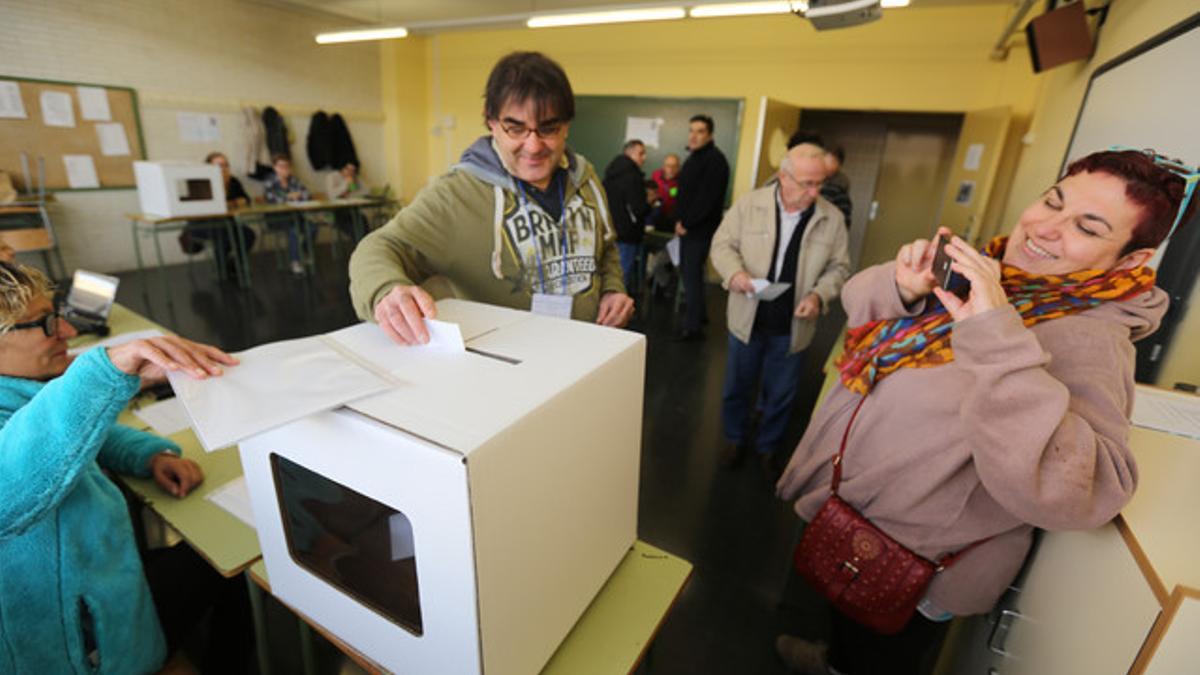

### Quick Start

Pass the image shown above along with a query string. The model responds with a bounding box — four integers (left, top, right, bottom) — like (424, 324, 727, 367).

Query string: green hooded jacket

(350, 136, 626, 322)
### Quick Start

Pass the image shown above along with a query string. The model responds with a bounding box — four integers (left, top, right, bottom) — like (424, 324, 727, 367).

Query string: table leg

(231, 217, 251, 289)
(297, 617, 319, 675)
(131, 220, 150, 301)
(150, 225, 173, 308)
(245, 573, 273, 675)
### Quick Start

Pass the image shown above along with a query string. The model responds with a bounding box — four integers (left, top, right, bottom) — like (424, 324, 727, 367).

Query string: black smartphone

(931, 235, 969, 295)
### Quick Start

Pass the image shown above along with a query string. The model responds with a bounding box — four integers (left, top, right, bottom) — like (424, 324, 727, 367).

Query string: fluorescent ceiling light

(690, 2, 794, 18)
(315, 26, 409, 44)
(881, 0, 910, 7)
(527, 7, 687, 28)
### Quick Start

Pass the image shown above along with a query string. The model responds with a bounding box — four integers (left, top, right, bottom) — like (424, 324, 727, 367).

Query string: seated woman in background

(326, 161, 369, 240)
(263, 153, 314, 275)
(179, 151, 257, 280)
(0, 261, 253, 674)
(774, 149, 1195, 675)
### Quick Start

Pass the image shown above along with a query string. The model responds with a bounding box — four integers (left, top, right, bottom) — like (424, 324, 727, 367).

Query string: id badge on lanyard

(521, 177, 574, 320)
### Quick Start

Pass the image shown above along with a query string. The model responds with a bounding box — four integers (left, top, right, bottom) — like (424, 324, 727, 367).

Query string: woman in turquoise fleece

(0, 261, 238, 674)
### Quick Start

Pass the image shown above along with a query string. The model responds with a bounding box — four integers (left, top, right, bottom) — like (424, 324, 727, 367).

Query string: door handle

(987, 608, 1024, 657)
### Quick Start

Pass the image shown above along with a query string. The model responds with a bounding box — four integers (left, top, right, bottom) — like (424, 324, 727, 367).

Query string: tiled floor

(113, 241, 846, 675)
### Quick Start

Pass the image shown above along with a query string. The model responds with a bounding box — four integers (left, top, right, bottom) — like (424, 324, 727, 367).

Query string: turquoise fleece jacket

(0, 348, 181, 674)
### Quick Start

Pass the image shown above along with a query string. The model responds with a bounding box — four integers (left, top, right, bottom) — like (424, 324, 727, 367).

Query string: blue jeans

(616, 242, 642, 295)
(721, 331, 806, 457)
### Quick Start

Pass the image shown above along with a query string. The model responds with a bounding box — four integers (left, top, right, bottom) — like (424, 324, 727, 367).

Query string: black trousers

(680, 233, 712, 332)
(142, 543, 254, 675)
(827, 605, 951, 675)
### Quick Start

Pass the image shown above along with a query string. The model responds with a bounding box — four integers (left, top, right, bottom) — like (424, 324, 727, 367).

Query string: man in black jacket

(674, 114, 730, 340)
(603, 139, 650, 295)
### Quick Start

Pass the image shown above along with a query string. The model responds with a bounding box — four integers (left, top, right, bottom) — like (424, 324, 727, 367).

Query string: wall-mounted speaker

(1026, 1, 1094, 73)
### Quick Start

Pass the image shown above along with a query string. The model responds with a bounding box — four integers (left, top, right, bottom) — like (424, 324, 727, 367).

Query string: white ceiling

(251, 0, 1018, 31)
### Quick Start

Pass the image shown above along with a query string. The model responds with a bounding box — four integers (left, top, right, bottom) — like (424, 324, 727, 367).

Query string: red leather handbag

(793, 396, 983, 635)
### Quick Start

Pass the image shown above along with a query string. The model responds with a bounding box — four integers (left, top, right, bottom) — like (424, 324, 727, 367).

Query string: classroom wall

(0, 0, 383, 273)
(382, 4, 1042, 219)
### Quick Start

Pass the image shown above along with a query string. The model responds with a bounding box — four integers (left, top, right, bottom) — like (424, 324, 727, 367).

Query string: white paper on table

(95, 122, 130, 156)
(0, 81, 26, 119)
(167, 335, 393, 452)
(666, 236, 681, 267)
(205, 476, 256, 529)
(68, 329, 164, 356)
(39, 90, 75, 127)
(625, 116, 664, 149)
(749, 278, 791, 301)
(133, 398, 192, 436)
(1132, 385, 1200, 441)
(76, 86, 111, 121)
(62, 154, 99, 189)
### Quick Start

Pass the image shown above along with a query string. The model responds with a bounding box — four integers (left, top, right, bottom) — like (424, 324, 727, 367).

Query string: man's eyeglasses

(782, 171, 823, 192)
(1109, 145, 1199, 240)
(497, 118, 566, 141)
(10, 306, 63, 338)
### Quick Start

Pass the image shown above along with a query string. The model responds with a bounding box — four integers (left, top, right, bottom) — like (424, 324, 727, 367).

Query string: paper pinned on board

(749, 279, 791, 301)
(205, 476, 256, 529)
(625, 116, 665, 149)
(62, 155, 100, 189)
(76, 86, 111, 121)
(40, 90, 75, 127)
(133, 397, 192, 436)
(0, 81, 26, 119)
(95, 122, 130, 156)
(1132, 385, 1200, 441)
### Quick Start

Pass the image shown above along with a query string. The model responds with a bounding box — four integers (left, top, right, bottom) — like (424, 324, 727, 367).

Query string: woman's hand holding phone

(930, 235, 1006, 322)
(894, 228, 950, 305)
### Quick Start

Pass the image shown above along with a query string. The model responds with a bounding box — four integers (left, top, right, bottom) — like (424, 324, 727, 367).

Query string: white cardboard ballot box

(133, 160, 225, 217)
(239, 300, 645, 675)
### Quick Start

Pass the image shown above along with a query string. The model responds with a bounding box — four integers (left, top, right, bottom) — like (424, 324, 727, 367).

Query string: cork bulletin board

(0, 75, 146, 191)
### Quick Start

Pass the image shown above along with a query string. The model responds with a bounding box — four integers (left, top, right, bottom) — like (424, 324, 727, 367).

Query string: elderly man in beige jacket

(710, 144, 851, 478)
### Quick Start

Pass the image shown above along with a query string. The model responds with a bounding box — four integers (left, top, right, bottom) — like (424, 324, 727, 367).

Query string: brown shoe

(775, 635, 829, 674)
(719, 442, 746, 469)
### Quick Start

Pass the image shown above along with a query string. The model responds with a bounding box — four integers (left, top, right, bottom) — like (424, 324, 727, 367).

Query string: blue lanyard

(517, 173, 569, 294)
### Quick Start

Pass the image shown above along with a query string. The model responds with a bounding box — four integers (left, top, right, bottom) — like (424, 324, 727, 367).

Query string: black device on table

(931, 234, 970, 297)
(63, 269, 119, 336)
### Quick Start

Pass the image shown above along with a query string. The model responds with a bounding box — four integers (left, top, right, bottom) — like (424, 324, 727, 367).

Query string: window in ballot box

(271, 453, 424, 636)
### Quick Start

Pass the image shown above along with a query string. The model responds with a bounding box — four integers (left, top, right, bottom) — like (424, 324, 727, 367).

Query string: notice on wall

(0, 81, 26, 119)
(76, 86, 111, 121)
(625, 116, 665, 149)
(177, 112, 221, 143)
(963, 143, 985, 171)
(954, 180, 976, 206)
(95, 122, 131, 156)
(62, 154, 99, 188)
(40, 90, 75, 127)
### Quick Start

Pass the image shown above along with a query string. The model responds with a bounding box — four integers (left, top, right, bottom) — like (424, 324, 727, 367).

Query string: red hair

(1064, 150, 1196, 254)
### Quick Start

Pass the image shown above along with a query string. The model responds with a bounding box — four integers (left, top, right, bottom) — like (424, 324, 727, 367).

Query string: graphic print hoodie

(349, 136, 625, 322)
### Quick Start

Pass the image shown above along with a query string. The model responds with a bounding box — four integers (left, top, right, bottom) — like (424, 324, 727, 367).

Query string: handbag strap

(827, 394, 991, 571)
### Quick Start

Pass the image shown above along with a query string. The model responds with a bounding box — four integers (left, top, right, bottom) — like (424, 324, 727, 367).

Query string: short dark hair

(204, 151, 227, 164)
(689, 114, 714, 134)
(623, 139, 644, 152)
(1065, 149, 1199, 254)
(483, 51, 575, 124)
(270, 153, 291, 165)
(832, 146, 846, 163)
(786, 130, 824, 150)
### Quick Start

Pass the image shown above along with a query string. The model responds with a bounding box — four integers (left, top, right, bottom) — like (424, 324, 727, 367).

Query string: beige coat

(710, 186, 851, 353)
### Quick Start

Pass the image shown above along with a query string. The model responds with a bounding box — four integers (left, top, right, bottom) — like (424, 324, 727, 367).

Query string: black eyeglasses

(10, 307, 63, 338)
(497, 117, 566, 141)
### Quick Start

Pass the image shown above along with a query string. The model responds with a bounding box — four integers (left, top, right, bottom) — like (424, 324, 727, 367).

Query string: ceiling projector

(795, 0, 883, 30)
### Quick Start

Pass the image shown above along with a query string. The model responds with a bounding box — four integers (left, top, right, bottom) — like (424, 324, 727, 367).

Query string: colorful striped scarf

(837, 236, 1156, 395)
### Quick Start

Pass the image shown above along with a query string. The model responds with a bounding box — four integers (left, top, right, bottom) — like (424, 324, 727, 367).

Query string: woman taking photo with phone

(773, 148, 1196, 675)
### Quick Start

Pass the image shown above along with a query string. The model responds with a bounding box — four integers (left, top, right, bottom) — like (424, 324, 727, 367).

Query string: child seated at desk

(263, 154, 314, 276)
(0, 261, 252, 674)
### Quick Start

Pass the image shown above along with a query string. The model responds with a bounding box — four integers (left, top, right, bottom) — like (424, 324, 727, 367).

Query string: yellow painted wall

(381, 4, 1042, 203)
(380, 37, 431, 204)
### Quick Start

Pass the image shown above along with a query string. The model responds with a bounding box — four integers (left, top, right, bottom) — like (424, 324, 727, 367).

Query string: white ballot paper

(0, 81, 26, 119)
(133, 397, 191, 436)
(76, 86, 111, 121)
(205, 476, 256, 529)
(666, 236, 681, 268)
(750, 278, 791, 301)
(167, 335, 393, 452)
(1132, 385, 1200, 441)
